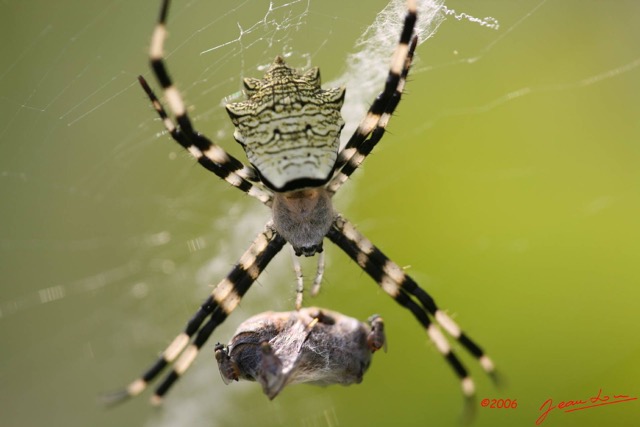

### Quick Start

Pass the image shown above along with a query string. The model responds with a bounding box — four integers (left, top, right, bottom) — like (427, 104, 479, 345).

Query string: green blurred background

(1, 1, 639, 426)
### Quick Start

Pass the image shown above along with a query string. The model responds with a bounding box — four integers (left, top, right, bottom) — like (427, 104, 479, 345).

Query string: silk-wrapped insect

(215, 307, 386, 399)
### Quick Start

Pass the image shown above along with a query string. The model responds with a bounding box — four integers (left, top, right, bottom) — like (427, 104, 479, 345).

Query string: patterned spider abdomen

(215, 307, 385, 400)
(226, 56, 345, 192)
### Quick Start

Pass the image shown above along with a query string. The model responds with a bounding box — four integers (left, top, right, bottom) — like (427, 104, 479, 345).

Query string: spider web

(1, 1, 640, 427)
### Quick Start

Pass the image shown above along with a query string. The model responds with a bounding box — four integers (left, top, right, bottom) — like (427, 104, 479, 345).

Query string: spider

(109, 0, 496, 405)
(215, 307, 385, 400)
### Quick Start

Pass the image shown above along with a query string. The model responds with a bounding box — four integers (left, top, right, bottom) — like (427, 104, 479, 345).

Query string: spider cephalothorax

(107, 0, 497, 407)
(271, 187, 335, 256)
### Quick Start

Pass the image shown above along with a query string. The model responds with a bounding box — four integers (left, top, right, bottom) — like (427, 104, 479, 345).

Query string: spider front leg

(104, 223, 286, 405)
(328, 215, 496, 398)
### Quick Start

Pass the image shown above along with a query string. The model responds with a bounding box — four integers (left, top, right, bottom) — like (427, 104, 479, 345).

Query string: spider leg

(104, 222, 286, 405)
(290, 246, 304, 310)
(310, 250, 325, 297)
(327, 215, 496, 398)
(328, 0, 418, 195)
(290, 246, 325, 310)
(142, 0, 272, 206)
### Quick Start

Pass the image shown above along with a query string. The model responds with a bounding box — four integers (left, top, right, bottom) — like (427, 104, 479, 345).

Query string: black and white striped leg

(328, 0, 418, 194)
(327, 215, 496, 397)
(138, 76, 272, 206)
(328, 34, 417, 194)
(105, 223, 286, 405)
(142, 0, 272, 206)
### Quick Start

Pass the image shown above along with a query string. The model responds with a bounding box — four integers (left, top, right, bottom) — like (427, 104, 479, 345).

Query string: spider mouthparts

(294, 244, 323, 257)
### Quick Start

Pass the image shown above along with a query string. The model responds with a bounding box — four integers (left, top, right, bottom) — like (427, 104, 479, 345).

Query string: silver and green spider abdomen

(226, 56, 345, 192)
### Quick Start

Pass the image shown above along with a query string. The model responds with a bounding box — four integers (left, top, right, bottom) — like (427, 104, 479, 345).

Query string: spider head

(271, 188, 335, 257)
